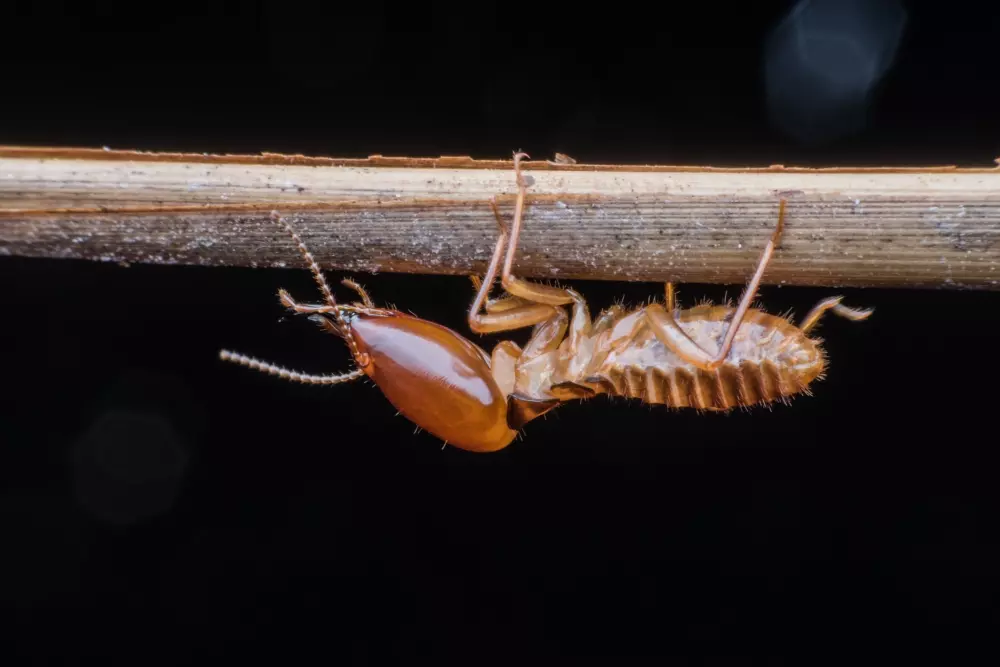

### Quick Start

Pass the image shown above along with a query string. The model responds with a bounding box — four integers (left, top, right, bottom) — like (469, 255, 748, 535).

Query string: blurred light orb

(72, 409, 190, 526)
(764, 0, 907, 144)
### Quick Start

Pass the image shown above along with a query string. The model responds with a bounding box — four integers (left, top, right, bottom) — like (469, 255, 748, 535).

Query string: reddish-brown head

(331, 309, 518, 453)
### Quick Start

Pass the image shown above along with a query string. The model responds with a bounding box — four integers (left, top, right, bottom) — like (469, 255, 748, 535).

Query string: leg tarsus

(800, 296, 874, 334)
(488, 196, 509, 235)
(512, 151, 530, 188)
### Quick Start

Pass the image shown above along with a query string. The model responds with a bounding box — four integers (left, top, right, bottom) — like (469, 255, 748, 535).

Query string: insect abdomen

(586, 356, 824, 411)
(578, 307, 827, 410)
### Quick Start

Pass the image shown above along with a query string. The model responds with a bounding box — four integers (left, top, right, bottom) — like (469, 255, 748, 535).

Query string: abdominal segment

(573, 307, 826, 411)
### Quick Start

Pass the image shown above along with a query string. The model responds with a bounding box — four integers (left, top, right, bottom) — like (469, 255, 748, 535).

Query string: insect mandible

(219, 153, 873, 452)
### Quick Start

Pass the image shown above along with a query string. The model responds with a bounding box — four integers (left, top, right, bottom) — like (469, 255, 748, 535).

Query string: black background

(2, 0, 999, 662)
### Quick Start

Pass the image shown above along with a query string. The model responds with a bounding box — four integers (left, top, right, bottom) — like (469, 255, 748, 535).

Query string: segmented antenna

(270, 211, 367, 366)
(219, 350, 364, 384)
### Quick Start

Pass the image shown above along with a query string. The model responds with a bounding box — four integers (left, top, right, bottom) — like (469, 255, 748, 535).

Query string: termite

(219, 153, 872, 453)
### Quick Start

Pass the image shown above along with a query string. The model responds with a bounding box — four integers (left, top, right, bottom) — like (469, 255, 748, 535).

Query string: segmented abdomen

(584, 358, 820, 411)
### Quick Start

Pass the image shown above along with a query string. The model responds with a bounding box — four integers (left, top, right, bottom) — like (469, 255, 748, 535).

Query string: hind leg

(644, 200, 787, 371)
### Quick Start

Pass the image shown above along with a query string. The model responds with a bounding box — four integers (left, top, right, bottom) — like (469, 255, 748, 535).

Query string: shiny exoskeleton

(220, 153, 872, 452)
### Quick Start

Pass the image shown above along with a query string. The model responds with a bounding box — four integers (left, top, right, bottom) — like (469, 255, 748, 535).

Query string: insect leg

(468, 193, 588, 354)
(665, 283, 677, 311)
(476, 197, 535, 317)
(277, 288, 338, 315)
(340, 278, 374, 307)
(469, 275, 529, 315)
(469, 225, 566, 399)
(489, 151, 593, 352)
(643, 303, 721, 370)
(468, 198, 531, 314)
(799, 296, 873, 334)
(277, 290, 372, 322)
(482, 294, 531, 313)
(643, 200, 787, 371)
(498, 152, 579, 307)
(277, 277, 375, 316)
(521, 308, 570, 360)
(468, 206, 560, 334)
(470, 303, 563, 334)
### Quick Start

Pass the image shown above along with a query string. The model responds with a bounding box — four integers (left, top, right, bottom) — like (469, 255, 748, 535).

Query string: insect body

(220, 153, 872, 452)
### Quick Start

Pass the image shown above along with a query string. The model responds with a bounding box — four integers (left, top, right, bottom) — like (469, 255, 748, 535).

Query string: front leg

(468, 228, 569, 363)
(469, 197, 554, 334)
(278, 289, 337, 315)
(470, 153, 592, 355)
(468, 192, 591, 357)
